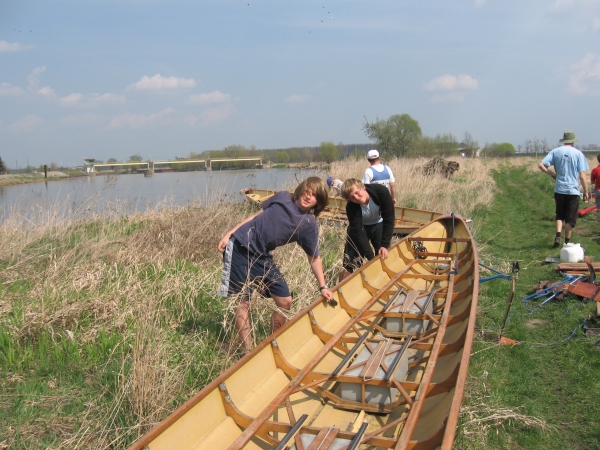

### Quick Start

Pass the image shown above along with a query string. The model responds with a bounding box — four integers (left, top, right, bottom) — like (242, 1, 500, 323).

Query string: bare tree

(462, 132, 479, 157)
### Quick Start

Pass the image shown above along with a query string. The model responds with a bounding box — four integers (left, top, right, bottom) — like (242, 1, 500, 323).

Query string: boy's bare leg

(235, 301, 252, 351)
(271, 295, 292, 334)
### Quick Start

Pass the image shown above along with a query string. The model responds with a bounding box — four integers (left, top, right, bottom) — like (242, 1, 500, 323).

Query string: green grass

(2, 163, 600, 448)
(455, 166, 600, 449)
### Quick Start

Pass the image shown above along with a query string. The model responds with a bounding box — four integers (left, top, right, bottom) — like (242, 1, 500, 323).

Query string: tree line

(364, 113, 520, 158)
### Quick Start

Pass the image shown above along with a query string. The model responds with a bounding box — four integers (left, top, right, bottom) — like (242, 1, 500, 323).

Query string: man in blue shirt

(538, 130, 589, 248)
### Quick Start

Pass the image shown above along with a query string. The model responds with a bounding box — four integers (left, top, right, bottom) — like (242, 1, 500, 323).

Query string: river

(0, 168, 322, 226)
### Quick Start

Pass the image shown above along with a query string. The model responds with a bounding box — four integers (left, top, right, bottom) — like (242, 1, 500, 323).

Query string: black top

(345, 183, 395, 260)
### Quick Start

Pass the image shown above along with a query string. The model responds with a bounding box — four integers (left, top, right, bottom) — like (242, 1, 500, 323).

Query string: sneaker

(553, 236, 561, 248)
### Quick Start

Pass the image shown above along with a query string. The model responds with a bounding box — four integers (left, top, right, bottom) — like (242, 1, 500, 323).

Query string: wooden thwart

(126, 215, 479, 450)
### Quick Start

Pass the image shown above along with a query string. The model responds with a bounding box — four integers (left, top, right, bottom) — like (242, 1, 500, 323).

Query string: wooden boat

(128, 214, 479, 450)
(240, 188, 443, 235)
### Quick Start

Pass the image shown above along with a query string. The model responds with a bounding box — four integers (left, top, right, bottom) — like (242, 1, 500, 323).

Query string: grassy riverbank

(0, 172, 79, 187)
(1, 157, 598, 449)
(456, 164, 600, 450)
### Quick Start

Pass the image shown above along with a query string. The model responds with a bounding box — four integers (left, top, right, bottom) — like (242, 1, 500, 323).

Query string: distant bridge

(91, 157, 263, 172)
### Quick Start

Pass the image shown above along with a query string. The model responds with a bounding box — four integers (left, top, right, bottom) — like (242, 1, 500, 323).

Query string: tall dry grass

(1, 157, 500, 448)
(329, 156, 496, 217)
(0, 191, 252, 447)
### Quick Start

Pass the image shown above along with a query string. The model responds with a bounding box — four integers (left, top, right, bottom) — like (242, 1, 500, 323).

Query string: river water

(0, 168, 321, 225)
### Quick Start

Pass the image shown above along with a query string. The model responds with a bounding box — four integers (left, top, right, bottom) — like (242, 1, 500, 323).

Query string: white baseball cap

(367, 149, 379, 160)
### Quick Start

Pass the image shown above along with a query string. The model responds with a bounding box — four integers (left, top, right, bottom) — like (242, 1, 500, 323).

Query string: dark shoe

(553, 236, 561, 248)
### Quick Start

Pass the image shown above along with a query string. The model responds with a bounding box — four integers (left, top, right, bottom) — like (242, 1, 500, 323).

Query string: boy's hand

(321, 288, 336, 305)
(217, 235, 230, 252)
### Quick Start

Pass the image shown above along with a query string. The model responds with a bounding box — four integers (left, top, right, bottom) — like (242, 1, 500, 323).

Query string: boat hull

(128, 214, 478, 450)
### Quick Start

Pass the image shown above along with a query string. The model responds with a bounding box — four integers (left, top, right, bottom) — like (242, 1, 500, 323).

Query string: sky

(1, 0, 600, 168)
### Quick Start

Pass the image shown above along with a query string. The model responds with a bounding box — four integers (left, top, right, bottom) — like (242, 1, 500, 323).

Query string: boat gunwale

(127, 213, 478, 450)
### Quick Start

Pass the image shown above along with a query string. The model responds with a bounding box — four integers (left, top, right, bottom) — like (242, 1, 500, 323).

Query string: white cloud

(284, 94, 311, 104)
(0, 41, 31, 54)
(27, 66, 46, 90)
(568, 52, 600, 95)
(201, 104, 237, 125)
(8, 115, 45, 133)
(38, 86, 55, 98)
(0, 82, 25, 96)
(475, 0, 486, 6)
(424, 74, 479, 91)
(59, 92, 125, 108)
(188, 90, 231, 105)
(109, 107, 175, 128)
(59, 93, 83, 107)
(128, 74, 196, 91)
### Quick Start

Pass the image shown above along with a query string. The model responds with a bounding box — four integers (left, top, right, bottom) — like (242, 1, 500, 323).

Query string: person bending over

(218, 177, 333, 351)
(341, 178, 395, 279)
(327, 176, 343, 197)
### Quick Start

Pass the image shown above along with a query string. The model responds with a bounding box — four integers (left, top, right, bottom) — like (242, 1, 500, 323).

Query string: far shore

(0, 171, 85, 187)
(0, 163, 327, 188)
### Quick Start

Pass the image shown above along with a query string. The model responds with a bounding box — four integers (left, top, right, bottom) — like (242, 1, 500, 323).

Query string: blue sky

(1, 0, 600, 167)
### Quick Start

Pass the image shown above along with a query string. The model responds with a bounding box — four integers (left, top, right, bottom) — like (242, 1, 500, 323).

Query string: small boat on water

(128, 214, 479, 450)
(240, 188, 443, 236)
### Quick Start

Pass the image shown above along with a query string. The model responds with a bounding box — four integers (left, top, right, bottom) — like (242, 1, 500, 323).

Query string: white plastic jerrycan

(560, 243, 584, 262)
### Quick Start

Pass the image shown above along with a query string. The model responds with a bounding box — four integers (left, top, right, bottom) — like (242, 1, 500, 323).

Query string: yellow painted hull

(128, 214, 479, 450)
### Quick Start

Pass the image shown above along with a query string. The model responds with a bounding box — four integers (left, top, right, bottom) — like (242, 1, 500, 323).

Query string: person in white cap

(362, 150, 396, 204)
(537, 130, 589, 248)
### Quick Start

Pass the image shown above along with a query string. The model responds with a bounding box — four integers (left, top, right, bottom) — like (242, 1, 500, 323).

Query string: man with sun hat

(538, 130, 589, 248)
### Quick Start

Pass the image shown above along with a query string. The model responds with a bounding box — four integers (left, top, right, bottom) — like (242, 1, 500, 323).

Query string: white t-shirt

(363, 164, 395, 189)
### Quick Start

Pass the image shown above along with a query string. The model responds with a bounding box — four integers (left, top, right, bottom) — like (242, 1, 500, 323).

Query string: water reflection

(0, 168, 321, 226)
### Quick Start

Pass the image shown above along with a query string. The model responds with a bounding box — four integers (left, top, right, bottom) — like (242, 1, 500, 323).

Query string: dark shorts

(554, 193, 580, 227)
(219, 238, 290, 301)
(343, 221, 383, 273)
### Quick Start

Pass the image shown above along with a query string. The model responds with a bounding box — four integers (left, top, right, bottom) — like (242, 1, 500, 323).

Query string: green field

(456, 166, 600, 449)
(1, 162, 600, 449)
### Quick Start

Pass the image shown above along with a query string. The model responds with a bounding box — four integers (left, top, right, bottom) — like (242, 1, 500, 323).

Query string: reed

(0, 157, 498, 448)
(329, 156, 496, 217)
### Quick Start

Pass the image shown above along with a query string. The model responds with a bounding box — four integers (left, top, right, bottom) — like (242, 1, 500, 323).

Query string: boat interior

(137, 215, 478, 450)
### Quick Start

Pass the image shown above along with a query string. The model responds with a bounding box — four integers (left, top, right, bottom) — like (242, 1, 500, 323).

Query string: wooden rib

(227, 260, 419, 450)
(394, 268, 456, 449)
